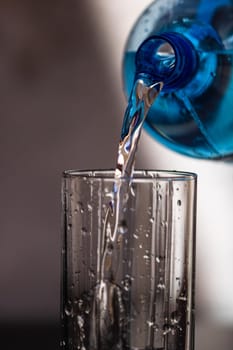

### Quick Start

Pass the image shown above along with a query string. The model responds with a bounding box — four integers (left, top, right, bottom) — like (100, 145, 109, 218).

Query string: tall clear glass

(61, 170, 197, 350)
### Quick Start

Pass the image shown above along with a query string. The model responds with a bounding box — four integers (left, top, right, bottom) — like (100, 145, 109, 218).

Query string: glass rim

(63, 169, 197, 182)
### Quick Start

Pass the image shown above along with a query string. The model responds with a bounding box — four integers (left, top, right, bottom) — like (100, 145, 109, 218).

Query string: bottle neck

(135, 18, 225, 97)
(135, 32, 198, 93)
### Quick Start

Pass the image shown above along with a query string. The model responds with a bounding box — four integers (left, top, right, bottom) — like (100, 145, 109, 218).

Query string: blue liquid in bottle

(123, 0, 233, 159)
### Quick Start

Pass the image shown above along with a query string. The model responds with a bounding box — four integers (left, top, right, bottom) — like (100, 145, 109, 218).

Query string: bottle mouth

(135, 32, 198, 92)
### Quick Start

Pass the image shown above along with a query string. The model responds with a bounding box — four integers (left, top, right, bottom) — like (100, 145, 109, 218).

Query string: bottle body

(123, 0, 233, 159)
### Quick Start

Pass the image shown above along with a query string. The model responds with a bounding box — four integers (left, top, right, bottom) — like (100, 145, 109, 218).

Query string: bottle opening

(135, 32, 198, 92)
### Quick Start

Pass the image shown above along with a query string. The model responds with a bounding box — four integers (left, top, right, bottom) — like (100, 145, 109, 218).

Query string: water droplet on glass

(157, 283, 165, 290)
(87, 204, 92, 212)
(65, 304, 73, 317)
(143, 254, 150, 260)
(149, 217, 155, 223)
(77, 315, 84, 328)
(147, 320, 154, 327)
(81, 227, 88, 236)
(77, 201, 84, 213)
(147, 206, 152, 215)
(60, 340, 66, 347)
(118, 220, 128, 234)
(121, 275, 132, 291)
(171, 310, 181, 324)
(156, 256, 160, 263)
(88, 269, 95, 278)
(163, 324, 171, 335)
(77, 299, 84, 310)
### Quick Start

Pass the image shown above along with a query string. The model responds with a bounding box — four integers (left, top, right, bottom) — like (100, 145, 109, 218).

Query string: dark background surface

(0, 0, 120, 321)
(1, 323, 59, 350)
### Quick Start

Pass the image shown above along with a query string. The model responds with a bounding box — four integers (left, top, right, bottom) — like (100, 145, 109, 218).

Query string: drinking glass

(61, 169, 197, 350)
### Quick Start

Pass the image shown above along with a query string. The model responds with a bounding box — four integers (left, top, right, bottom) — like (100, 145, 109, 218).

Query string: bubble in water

(156, 256, 160, 263)
(177, 199, 182, 206)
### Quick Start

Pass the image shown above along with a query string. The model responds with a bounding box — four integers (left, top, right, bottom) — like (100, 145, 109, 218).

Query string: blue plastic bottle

(123, 0, 233, 159)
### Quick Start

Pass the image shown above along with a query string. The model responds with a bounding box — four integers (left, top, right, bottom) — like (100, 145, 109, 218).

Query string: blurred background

(0, 0, 233, 349)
